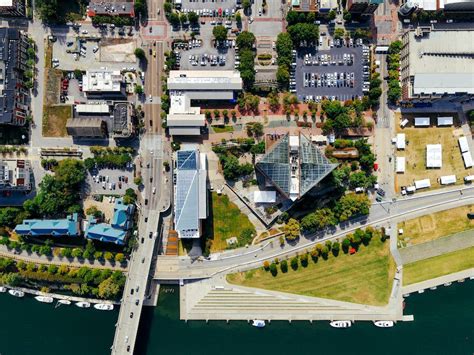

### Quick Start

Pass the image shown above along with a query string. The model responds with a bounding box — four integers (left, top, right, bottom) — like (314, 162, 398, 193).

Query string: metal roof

(413, 73, 474, 95)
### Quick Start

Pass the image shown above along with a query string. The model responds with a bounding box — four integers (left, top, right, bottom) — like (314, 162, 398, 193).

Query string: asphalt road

(155, 185, 474, 279)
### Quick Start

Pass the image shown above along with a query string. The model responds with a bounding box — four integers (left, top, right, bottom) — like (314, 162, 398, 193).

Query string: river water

(1, 281, 473, 355)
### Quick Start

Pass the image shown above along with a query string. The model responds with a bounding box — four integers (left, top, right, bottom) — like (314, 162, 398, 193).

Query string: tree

(134, 85, 144, 95)
(328, 10, 336, 20)
(389, 40, 403, 54)
(115, 253, 125, 263)
(242, 0, 251, 12)
(276, 33, 293, 68)
(276, 65, 290, 88)
(236, 31, 256, 50)
(332, 241, 340, 256)
(287, 23, 319, 46)
(187, 11, 198, 25)
(335, 193, 371, 222)
(290, 257, 299, 270)
(301, 208, 337, 232)
(71, 248, 83, 259)
(168, 12, 180, 27)
(342, 237, 351, 253)
(86, 206, 102, 218)
(343, 11, 352, 22)
(213, 25, 228, 42)
(269, 262, 277, 276)
(179, 13, 188, 24)
(104, 251, 114, 261)
(284, 218, 300, 241)
(334, 28, 345, 39)
(235, 12, 242, 27)
(47, 264, 58, 274)
(263, 260, 270, 270)
(61, 247, 72, 258)
(333, 113, 351, 131)
(98, 276, 121, 299)
(286, 11, 299, 26)
(134, 48, 145, 60)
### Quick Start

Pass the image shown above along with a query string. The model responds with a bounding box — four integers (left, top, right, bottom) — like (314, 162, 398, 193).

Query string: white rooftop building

(174, 146, 208, 239)
(458, 136, 469, 153)
(167, 71, 243, 136)
(396, 133, 406, 150)
(426, 144, 442, 168)
(396, 156, 406, 173)
(440, 175, 456, 185)
(437, 116, 453, 126)
(414, 178, 431, 189)
(83, 70, 123, 95)
(414, 117, 430, 127)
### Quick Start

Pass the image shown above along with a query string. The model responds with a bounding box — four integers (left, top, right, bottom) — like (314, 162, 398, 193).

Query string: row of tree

(387, 41, 402, 104)
(0, 257, 126, 299)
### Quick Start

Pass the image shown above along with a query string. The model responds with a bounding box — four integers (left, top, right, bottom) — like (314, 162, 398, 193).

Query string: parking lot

(176, 0, 238, 14)
(176, 38, 236, 70)
(294, 38, 369, 102)
(87, 168, 135, 196)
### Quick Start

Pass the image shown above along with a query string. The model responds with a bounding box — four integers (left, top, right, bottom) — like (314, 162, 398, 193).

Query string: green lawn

(203, 192, 256, 252)
(398, 205, 474, 247)
(403, 247, 474, 285)
(227, 238, 395, 306)
(212, 126, 234, 133)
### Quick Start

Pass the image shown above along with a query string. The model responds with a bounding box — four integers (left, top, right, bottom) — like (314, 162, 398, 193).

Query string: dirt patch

(100, 38, 136, 63)
(43, 105, 72, 137)
(83, 197, 116, 222)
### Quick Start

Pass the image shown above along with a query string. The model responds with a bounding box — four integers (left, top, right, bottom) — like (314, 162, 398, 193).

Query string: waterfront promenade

(402, 268, 474, 295)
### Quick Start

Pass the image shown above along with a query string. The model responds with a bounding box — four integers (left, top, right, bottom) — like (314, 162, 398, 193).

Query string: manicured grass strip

(398, 205, 474, 247)
(212, 126, 234, 133)
(403, 246, 474, 286)
(227, 238, 395, 306)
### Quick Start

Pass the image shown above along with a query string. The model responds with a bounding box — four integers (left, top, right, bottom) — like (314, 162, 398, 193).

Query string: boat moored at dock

(373, 321, 394, 328)
(35, 296, 54, 303)
(94, 303, 114, 311)
(330, 321, 352, 328)
(75, 301, 91, 308)
(8, 290, 24, 298)
(252, 320, 265, 328)
(0, 286, 7, 293)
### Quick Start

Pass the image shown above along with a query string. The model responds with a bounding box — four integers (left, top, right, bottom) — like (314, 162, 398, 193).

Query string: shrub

(300, 253, 309, 267)
(290, 256, 299, 270)
(332, 241, 340, 256)
(263, 260, 270, 270)
(280, 259, 288, 273)
(269, 262, 278, 276)
(342, 238, 351, 253)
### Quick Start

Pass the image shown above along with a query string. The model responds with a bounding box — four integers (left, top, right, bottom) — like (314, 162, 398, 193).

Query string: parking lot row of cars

(289, 50, 298, 93)
(173, 39, 202, 50)
(361, 46, 371, 93)
(177, 8, 236, 17)
(92, 174, 129, 191)
(304, 53, 354, 66)
(189, 53, 227, 66)
(303, 71, 355, 89)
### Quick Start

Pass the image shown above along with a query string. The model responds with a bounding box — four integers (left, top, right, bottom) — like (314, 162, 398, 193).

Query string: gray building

(400, 28, 474, 101)
(0, 0, 25, 17)
(174, 147, 208, 239)
(0, 27, 30, 125)
(66, 118, 107, 138)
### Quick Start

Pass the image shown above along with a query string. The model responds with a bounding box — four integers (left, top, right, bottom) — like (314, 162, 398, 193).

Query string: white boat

(429, 286, 437, 290)
(58, 299, 71, 305)
(8, 289, 24, 298)
(444, 282, 452, 286)
(75, 301, 91, 308)
(35, 296, 54, 303)
(330, 320, 352, 328)
(0, 286, 7, 293)
(94, 303, 114, 311)
(252, 320, 265, 328)
(373, 320, 394, 328)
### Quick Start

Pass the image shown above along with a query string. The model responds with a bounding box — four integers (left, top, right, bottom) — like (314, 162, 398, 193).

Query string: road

(155, 185, 474, 279)
(111, 1, 170, 354)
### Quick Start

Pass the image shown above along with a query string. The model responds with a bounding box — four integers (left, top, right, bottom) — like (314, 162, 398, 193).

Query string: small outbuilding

(462, 151, 473, 168)
(396, 133, 406, 150)
(396, 157, 406, 173)
(440, 175, 456, 185)
(414, 179, 431, 189)
(458, 136, 469, 153)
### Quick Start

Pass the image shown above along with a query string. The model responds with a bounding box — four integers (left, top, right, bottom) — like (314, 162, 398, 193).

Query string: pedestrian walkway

(402, 268, 474, 294)
(399, 230, 474, 265)
(0, 245, 127, 271)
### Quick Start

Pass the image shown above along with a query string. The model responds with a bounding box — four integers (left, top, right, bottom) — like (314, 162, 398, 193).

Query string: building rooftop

(14, 214, 80, 237)
(174, 148, 207, 238)
(83, 70, 123, 92)
(168, 70, 243, 91)
(407, 30, 474, 80)
(0, 159, 31, 190)
(256, 133, 337, 201)
(66, 118, 106, 137)
(87, 0, 135, 17)
(413, 73, 474, 95)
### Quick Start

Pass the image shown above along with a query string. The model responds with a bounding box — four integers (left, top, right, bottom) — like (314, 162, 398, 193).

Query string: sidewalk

(0, 245, 128, 271)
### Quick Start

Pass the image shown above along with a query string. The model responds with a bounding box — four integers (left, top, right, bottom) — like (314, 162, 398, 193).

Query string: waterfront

(0, 281, 472, 354)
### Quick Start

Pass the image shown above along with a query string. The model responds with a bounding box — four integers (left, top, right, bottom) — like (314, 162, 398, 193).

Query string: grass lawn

(397, 205, 474, 247)
(403, 247, 474, 285)
(203, 192, 256, 252)
(43, 105, 72, 137)
(227, 238, 395, 306)
(395, 126, 473, 190)
(212, 126, 234, 133)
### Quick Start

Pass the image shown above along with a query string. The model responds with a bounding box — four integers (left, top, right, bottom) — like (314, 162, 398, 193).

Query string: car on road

(376, 196, 383, 202)
(135, 299, 139, 305)
(152, 187, 156, 194)
(81, 29, 88, 34)
(377, 189, 386, 197)
(141, 237, 144, 244)
(148, 94, 152, 102)
(130, 312, 133, 318)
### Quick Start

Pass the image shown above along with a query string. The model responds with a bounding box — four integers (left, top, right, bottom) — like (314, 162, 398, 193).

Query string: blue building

(85, 198, 135, 245)
(14, 213, 80, 237)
